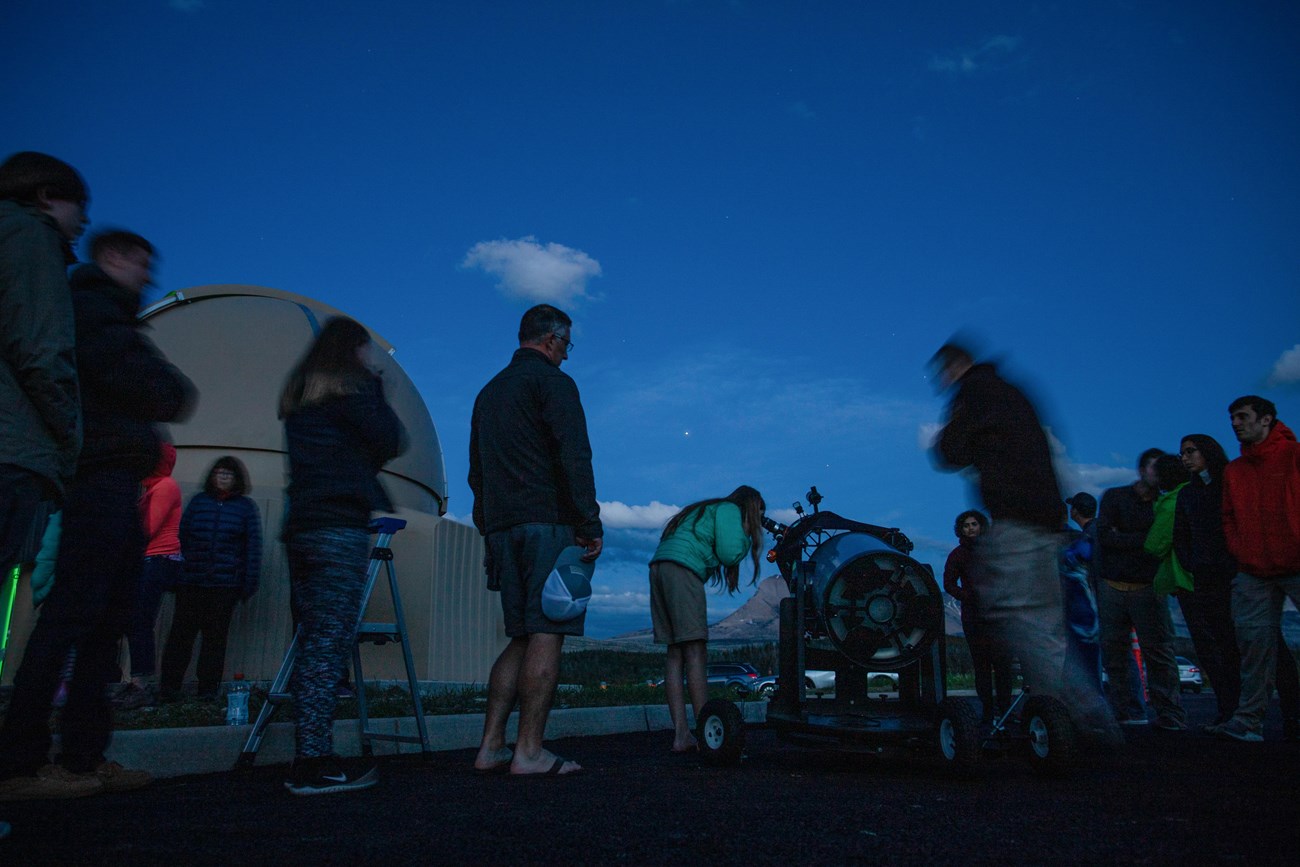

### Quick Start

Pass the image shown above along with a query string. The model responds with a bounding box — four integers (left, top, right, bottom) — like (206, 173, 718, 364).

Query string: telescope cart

(694, 488, 1078, 776)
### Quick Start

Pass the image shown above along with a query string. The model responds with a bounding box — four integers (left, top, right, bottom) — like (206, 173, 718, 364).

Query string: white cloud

(170, 0, 204, 12)
(929, 34, 1022, 75)
(598, 499, 680, 530)
(1267, 343, 1300, 386)
(1046, 429, 1131, 497)
(462, 236, 602, 304)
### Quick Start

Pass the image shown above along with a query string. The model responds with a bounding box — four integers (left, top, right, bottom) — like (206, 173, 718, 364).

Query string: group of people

(0, 152, 408, 800)
(4, 148, 1296, 809)
(933, 341, 1299, 746)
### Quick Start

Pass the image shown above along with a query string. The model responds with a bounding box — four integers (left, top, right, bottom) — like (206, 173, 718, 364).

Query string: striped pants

(287, 527, 370, 758)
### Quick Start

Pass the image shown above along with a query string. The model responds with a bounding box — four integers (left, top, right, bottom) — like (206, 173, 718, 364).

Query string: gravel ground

(3, 692, 1297, 865)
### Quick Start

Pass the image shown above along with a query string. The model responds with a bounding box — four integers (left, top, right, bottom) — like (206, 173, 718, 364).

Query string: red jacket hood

(1241, 420, 1297, 461)
(143, 442, 177, 484)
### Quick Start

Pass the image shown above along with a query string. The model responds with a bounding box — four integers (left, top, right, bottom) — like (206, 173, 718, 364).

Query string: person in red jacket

(115, 442, 183, 710)
(1218, 395, 1300, 742)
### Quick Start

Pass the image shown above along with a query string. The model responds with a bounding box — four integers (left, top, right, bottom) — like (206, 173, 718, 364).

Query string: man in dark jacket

(1218, 396, 1300, 742)
(0, 153, 86, 586)
(0, 153, 97, 801)
(1095, 449, 1187, 730)
(469, 304, 601, 776)
(930, 341, 1119, 746)
(0, 230, 194, 800)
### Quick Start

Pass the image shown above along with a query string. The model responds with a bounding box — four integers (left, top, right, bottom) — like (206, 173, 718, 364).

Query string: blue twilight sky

(5, 1, 1299, 636)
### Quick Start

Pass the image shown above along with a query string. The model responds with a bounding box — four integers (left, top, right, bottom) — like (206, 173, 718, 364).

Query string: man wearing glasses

(469, 304, 602, 776)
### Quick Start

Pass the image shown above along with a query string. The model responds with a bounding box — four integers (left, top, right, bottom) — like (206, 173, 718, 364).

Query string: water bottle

(226, 673, 249, 726)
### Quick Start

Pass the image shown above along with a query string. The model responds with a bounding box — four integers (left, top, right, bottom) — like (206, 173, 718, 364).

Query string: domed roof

(141, 284, 446, 515)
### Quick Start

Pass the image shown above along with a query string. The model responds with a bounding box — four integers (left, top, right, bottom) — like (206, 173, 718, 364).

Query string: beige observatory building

(3, 284, 503, 687)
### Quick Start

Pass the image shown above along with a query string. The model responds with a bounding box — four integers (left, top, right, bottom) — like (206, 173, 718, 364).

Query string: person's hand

(576, 536, 603, 561)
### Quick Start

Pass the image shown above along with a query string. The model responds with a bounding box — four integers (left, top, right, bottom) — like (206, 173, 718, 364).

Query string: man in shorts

(469, 304, 602, 776)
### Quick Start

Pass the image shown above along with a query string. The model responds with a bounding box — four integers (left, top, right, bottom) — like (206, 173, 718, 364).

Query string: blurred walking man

(0, 230, 194, 799)
(930, 341, 1120, 746)
(469, 304, 602, 775)
(1218, 396, 1300, 743)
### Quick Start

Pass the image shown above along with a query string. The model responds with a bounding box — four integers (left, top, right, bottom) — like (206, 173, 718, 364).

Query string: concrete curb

(104, 701, 771, 778)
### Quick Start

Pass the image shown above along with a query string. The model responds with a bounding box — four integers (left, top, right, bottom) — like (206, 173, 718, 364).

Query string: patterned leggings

(287, 527, 370, 758)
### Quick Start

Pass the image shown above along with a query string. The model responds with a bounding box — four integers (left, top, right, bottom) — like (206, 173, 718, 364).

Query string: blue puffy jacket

(178, 492, 262, 598)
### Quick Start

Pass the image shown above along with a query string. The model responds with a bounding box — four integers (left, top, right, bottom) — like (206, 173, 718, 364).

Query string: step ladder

(235, 517, 432, 768)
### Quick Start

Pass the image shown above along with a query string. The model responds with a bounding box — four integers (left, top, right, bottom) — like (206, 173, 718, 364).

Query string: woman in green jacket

(649, 485, 765, 752)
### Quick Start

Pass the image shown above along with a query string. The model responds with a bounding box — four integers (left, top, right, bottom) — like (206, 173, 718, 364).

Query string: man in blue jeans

(469, 304, 602, 776)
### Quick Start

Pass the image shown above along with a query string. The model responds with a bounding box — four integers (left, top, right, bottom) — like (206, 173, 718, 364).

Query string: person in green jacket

(649, 485, 765, 752)
(1144, 454, 1192, 597)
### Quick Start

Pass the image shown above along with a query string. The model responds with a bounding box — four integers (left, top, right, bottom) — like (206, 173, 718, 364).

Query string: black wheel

(758, 683, 776, 698)
(935, 697, 982, 776)
(1024, 695, 1077, 776)
(697, 699, 745, 767)
(727, 681, 748, 698)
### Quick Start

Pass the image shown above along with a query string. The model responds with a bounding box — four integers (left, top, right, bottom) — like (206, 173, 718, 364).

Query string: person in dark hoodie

(0, 230, 194, 800)
(1217, 396, 1300, 743)
(1173, 434, 1242, 730)
(1096, 448, 1187, 731)
(159, 456, 262, 702)
(930, 341, 1120, 747)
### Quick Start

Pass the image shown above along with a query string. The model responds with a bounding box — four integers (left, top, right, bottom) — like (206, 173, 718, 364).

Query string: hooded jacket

(139, 442, 182, 557)
(67, 263, 194, 480)
(933, 363, 1063, 530)
(651, 502, 752, 582)
(1222, 421, 1300, 578)
(0, 200, 82, 494)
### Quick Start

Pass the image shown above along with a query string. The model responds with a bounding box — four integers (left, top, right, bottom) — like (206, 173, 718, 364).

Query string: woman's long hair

(661, 485, 765, 593)
(1180, 434, 1230, 483)
(279, 317, 373, 418)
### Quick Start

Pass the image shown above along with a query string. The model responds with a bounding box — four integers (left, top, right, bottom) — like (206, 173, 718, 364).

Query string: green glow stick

(0, 565, 20, 680)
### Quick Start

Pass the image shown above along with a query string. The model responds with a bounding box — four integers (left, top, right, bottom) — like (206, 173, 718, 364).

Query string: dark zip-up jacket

(282, 375, 407, 538)
(1095, 482, 1159, 584)
(469, 348, 602, 539)
(933, 363, 1063, 530)
(0, 201, 82, 494)
(1173, 472, 1236, 590)
(68, 264, 194, 480)
(179, 491, 262, 598)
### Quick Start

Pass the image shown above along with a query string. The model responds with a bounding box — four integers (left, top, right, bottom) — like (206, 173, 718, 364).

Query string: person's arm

(941, 548, 968, 601)
(468, 400, 485, 536)
(542, 376, 602, 543)
(82, 322, 194, 425)
(0, 220, 81, 480)
(1143, 493, 1175, 559)
(1220, 471, 1240, 561)
(712, 503, 753, 568)
(1173, 488, 1194, 574)
(241, 499, 262, 600)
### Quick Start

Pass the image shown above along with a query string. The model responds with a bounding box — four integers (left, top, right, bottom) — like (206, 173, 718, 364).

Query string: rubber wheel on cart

(935, 697, 982, 776)
(1024, 695, 1077, 776)
(697, 699, 745, 767)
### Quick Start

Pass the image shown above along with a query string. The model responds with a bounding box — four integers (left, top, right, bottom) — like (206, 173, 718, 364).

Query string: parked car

(1176, 656, 1203, 693)
(652, 662, 761, 696)
(753, 669, 900, 698)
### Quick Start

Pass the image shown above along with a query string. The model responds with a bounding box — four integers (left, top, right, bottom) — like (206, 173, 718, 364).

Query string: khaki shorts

(649, 560, 707, 645)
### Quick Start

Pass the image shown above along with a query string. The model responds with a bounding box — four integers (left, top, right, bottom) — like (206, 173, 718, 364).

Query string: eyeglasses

(551, 333, 574, 353)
